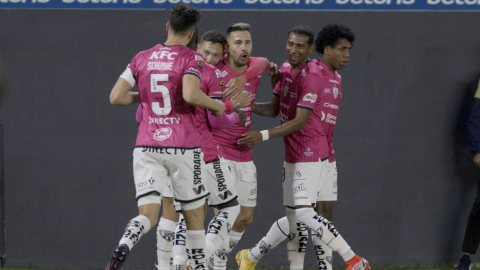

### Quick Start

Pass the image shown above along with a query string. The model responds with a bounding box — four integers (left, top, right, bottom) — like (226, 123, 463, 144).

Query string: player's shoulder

(280, 61, 291, 72)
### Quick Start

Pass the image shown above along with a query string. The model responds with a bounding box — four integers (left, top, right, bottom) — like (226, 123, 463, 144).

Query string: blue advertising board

(0, 0, 479, 11)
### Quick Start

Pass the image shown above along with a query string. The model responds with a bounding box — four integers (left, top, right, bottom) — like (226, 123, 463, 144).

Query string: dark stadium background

(0, 9, 479, 269)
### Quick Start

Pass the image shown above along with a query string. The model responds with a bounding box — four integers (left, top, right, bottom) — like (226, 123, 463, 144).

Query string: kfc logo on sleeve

(303, 93, 317, 103)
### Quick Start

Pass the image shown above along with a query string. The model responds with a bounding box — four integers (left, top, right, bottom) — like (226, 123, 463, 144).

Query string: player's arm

(109, 78, 140, 105)
(223, 57, 270, 99)
(252, 94, 280, 118)
(183, 74, 225, 116)
(238, 107, 311, 148)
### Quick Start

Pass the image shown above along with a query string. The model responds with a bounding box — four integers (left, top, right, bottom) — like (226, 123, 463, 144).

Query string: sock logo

(313, 214, 339, 238)
(229, 241, 238, 250)
(174, 218, 187, 246)
(287, 233, 296, 241)
(326, 256, 332, 264)
(215, 249, 228, 260)
(188, 248, 206, 270)
(259, 240, 271, 254)
(315, 227, 323, 239)
(159, 230, 175, 241)
(123, 220, 145, 246)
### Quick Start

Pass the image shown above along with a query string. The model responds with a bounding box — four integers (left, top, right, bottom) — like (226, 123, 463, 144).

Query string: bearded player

(236, 25, 369, 270)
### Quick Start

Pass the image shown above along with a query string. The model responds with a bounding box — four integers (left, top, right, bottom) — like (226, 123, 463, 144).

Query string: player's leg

(170, 148, 210, 270)
(173, 212, 188, 270)
(156, 181, 180, 270)
(245, 216, 289, 264)
(216, 159, 256, 270)
(106, 148, 168, 270)
(457, 181, 480, 270)
(287, 161, 369, 270)
(204, 159, 241, 259)
(313, 161, 337, 270)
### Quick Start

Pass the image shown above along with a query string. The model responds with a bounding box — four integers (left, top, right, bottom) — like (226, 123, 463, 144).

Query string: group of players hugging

(106, 3, 369, 270)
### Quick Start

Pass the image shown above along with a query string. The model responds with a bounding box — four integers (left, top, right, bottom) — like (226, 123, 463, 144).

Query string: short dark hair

(226, 22, 250, 36)
(168, 3, 202, 35)
(200, 30, 226, 45)
(315, 24, 355, 55)
(288, 25, 314, 46)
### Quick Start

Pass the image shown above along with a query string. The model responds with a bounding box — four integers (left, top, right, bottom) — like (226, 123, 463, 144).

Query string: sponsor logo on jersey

(286, 78, 293, 83)
(212, 91, 223, 95)
(149, 51, 177, 60)
(296, 171, 301, 177)
(154, 127, 172, 141)
(302, 68, 306, 77)
(281, 103, 290, 109)
(324, 88, 331, 93)
(283, 85, 289, 97)
(197, 61, 203, 69)
(321, 111, 325, 121)
(250, 187, 257, 195)
(324, 103, 339, 110)
(193, 149, 202, 185)
(148, 178, 155, 185)
(280, 112, 289, 123)
(220, 80, 224, 87)
(329, 79, 339, 84)
(195, 55, 204, 61)
(333, 86, 339, 99)
(283, 62, 291, 67)
(215, 69, 228, 78)
(303, 93, 317, 103)
(325, 113, 337, 124)
(304, 147, 313, 156)
(149, 117, 180, 125)
(245, 83, 250, 86)
(147, 61, 173, 71)
(336, 72, 341, 78)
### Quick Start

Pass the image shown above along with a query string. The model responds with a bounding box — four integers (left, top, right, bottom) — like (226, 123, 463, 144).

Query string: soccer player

(210, 23, 270, 270)
(310, 24, 356, 270)
(155, 29, 269, 270)
(236, 26, 369, 270)
(105, 4, 227, 270)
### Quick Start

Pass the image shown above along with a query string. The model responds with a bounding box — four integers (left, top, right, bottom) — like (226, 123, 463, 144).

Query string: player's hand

(474, 153, 480, 167)
(238, 131, 262, 148)
(232, 105, 247, 126)
(266, 62, 281, 88)
(209, 100, 226, 117)
(223, 76, 247, 99)
(230, 91, 253, 109)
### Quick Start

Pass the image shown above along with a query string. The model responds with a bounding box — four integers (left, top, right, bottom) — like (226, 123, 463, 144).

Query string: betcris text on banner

(1, 0, 480, 11)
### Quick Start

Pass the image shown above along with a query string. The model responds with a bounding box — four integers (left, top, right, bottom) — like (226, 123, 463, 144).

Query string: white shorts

(133, 146, 210, 203)
(316, 161, 337, 201)
(283, 160, 326, 207)
(221, 157, 257, 207)
(205, 158, 238, 206)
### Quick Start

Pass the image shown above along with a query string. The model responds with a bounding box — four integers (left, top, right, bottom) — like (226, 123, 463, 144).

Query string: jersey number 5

(151, 74, 172, 115)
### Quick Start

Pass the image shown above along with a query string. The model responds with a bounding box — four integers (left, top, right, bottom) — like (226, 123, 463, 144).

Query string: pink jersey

(212, 64, 261, 162)
(196, 63, 224, 162)
(128, 44, 205, 148)
(273, 61, 329, 163)
(312, 59, 342, 162)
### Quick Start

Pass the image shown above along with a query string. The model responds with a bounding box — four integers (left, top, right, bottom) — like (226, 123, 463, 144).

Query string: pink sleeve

(136, 104, 143, 124)
(207, 111, 240, 130)
(242, 57, 269, 82)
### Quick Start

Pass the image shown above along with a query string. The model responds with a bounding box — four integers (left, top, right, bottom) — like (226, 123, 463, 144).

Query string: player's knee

(236, 212, 253, 227)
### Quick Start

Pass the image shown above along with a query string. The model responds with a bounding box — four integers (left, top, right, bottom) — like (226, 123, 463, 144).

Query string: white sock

(173, 214, 188, 266)
(205, 206, 240, 259)
(295, 208, 354, 262)
(156, 218, 177, 270)
(119, 215, 151, 250)
(186, 230, 207, 270)
(213, 241, 229, 270)
(248, 216, 289, 262)
(229, 230, 243, 252)
(285, 208, 307, 269)
(312, 231, 333, 270)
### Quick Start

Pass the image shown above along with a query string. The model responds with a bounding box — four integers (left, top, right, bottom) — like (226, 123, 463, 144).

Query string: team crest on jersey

(283, 85, 289, 97)
(197, 61, 203, 69)
(333, 87, 339, 99)
(220, 80, 224, 87)
(154, 127, 172, 141)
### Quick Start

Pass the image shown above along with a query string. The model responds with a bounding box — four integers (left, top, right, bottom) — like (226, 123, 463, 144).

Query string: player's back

(131, 44, 204, 148)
